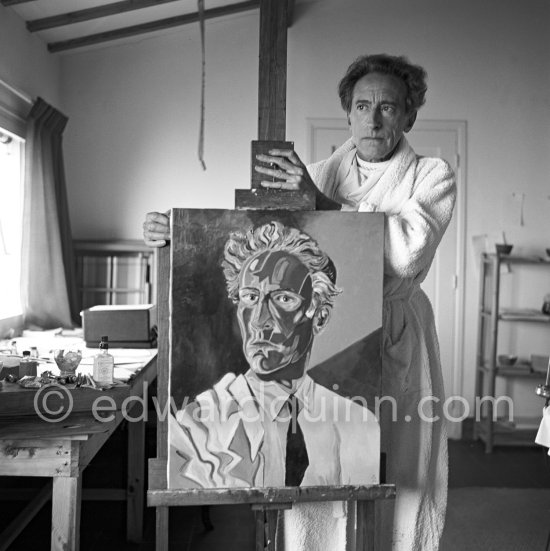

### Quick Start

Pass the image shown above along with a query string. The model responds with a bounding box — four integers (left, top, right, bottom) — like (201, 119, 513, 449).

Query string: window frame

(0, 82, 29, 338)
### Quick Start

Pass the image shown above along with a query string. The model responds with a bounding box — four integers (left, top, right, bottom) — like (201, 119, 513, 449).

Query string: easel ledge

(148, 473, 395, 550)
(147, 483, 396, 507)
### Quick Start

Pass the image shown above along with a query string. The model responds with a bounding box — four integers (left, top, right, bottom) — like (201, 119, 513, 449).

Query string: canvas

(167, 208, 384, 491)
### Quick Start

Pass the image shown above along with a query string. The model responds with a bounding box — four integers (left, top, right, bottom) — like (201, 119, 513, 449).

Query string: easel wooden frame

(146, 1, 395, 548)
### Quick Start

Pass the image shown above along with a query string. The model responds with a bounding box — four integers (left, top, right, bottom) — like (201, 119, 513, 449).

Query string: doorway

(307, 118, 467, 438)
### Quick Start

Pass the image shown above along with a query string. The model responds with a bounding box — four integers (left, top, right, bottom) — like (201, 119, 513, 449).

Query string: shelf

(475, 252, 550, 452)
(478, 364, 546, 378)
(499, 315, 550, 323)
(483, 253, 550, 265)
(74, 239, 154, 254)
(80, 287, 146, 293)
(480, 310, 550, 322)
(476, 420, 540, 448)
(497, 367, 545, 378)
(74, 239, 156, 310)
(499, 308, 550, 322)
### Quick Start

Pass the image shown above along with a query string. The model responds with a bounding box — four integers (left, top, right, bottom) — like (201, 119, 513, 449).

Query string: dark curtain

(21, 97, 80, 328)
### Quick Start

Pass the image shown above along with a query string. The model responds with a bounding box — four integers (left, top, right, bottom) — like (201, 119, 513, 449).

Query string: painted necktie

(284, 396, 309, 486)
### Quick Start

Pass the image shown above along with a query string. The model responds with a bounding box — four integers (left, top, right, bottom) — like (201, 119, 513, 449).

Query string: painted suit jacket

(169, 370, 380, 489)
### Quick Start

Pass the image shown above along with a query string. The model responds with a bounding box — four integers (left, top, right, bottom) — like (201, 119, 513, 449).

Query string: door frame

(306, 118, 467, 439)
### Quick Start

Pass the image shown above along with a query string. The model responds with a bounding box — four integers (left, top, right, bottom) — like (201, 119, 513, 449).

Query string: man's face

(236, 250, 315, 379)
(348, 72, 415, 162)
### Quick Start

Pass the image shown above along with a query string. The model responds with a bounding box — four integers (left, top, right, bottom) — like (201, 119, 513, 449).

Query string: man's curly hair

(222, 221, 341, 312)
(338, 53, 428, 114)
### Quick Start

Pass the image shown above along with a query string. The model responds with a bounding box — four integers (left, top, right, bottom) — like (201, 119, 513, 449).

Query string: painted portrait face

(348, 72, 415, 162)
(236, 250, 316, 379)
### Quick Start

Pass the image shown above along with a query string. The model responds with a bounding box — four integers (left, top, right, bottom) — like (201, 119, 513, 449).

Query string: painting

(167, 209, 384, 491)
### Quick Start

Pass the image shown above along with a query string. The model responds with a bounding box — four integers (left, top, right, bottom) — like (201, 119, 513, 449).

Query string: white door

(307, 118, 466, 439)
(407, 121, 466, 439)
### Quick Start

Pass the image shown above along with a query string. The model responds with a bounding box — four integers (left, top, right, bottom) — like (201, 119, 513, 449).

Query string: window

(0, 128, 24, 325)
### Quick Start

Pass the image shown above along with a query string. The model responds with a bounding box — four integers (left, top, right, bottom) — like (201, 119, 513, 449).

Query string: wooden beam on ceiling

(287, 0, 295, 28)
(27, 0, 183, 33)
(47, 0, 260, 53)
(1, 0, 34, 6)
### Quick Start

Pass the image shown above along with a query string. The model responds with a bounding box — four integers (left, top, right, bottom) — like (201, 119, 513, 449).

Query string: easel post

(236, 2, 301, 544)
(356, 500, 376, 550)
(234, 0, 315, 211)
(148, 0, 395, 548)
(251, 503, 292, 551)
(257, 0, 288, 142)
(236, 1, 305, 544)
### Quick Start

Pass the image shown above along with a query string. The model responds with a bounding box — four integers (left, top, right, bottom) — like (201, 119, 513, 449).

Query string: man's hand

(255, 149, 340, 210)
(143, 211, 170, 247)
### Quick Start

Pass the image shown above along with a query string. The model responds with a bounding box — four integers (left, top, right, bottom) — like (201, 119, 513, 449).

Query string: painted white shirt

(169, 370, 380, 489)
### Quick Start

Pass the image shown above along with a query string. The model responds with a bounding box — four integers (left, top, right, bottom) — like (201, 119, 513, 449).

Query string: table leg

(51, 475, 82, 551)
(356, 500, 375, 550)
(127, 411, 146, 542)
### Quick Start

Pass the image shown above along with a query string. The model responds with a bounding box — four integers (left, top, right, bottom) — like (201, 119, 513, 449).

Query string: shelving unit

(73, 239, 157, 311)
(474, 253, 550, 453)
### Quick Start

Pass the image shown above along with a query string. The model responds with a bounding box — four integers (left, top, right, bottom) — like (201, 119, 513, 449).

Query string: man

(169, 221, 380, 489)
(251, 55, 455, 551)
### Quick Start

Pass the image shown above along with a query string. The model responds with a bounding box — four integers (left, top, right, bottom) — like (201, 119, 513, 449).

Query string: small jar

(542, 294, 550, 316)
(19, 350, 38, 377)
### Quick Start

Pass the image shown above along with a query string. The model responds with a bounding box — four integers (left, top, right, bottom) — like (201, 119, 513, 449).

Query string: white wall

(60, 12, 259, 240)
(7, 0, 549, 408)
(0, 4, 61, 110)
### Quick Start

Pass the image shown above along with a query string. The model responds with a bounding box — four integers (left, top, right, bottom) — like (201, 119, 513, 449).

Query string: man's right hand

(143, 211, 170, 247)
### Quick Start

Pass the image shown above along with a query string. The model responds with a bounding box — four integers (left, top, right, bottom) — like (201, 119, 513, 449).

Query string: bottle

(19, 350, 38, 377)
(93, 336, 114, 386)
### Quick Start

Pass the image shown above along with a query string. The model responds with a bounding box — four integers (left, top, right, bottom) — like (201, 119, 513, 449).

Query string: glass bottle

(19, 350, 38, 377)
(93, 336, 114, 386)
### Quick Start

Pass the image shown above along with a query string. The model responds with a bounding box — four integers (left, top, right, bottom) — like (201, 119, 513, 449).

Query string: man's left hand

(255, 149, 316, 193)
(255, 149, 340, 210)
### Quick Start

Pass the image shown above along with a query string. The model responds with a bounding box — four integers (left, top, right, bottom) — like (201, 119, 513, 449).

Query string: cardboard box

(82, 304, 157, 348)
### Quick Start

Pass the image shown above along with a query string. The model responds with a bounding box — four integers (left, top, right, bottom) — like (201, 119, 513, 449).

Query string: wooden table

(0, 346, 157, 551)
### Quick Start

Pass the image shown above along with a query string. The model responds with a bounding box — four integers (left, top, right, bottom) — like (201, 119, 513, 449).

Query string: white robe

(286, 136, 456, 551)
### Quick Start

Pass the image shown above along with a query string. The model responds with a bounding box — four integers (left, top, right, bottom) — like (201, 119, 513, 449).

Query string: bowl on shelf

(530, 354, 549, 373)
(497, 354, 518, 367)
(495, 243, 513, 255)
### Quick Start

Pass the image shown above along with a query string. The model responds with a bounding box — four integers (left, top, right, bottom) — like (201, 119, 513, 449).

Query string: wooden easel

(147, 1, 395, 549)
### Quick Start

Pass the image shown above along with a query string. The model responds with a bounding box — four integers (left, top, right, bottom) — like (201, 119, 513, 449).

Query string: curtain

(20, 97, 79, 329)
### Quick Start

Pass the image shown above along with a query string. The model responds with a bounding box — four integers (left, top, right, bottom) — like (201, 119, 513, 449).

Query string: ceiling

(1, 0, 286, 54)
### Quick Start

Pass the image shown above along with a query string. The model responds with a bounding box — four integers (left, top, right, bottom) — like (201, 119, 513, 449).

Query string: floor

(1, 420, 549, 551)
